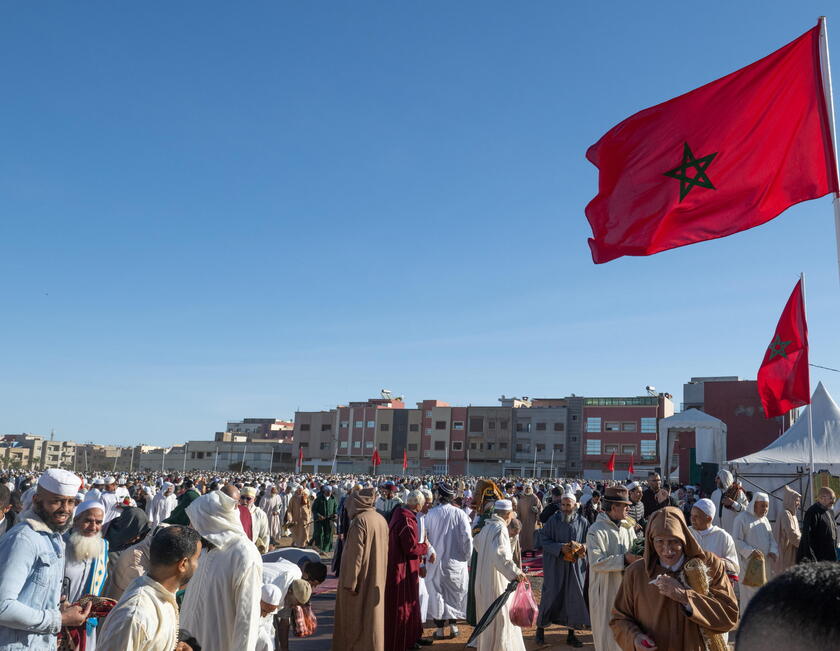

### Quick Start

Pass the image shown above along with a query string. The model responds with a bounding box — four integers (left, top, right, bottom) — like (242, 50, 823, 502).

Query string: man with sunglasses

(239, 486, 270, 554)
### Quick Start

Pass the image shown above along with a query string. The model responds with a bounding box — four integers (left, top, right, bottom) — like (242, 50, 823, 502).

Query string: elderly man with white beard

(63, 502, 110, 651)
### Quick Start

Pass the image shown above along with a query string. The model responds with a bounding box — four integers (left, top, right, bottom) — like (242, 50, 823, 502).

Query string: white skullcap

(261, 583, 284, 606)
(93, 477, 104, 485)
(561, 490, 577, 503)
(75, 501, 105, 517)
(626, 481, 640, 491)
(164, 482, 175, 491)
(693, 498, 716, 520)
(494, 499, 513, 511)
(38, 469, 82, 497)
(105, 476, 116, 484)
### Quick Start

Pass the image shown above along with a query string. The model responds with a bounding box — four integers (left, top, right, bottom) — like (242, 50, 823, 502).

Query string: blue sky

(2, 2, 839, 446)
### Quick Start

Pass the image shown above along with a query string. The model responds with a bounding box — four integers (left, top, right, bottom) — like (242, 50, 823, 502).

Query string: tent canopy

(729, 382, 840, 465)
(658, 409, 727, 477)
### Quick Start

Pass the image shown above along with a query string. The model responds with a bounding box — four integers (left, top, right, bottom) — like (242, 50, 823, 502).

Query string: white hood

(186, 490, 245, 550)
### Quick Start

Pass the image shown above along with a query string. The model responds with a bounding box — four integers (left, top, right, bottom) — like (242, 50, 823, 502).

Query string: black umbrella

(464, 578, 518, 647)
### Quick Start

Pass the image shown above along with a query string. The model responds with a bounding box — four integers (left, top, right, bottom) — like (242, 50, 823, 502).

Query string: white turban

(75, 501, 105, 517)
(261, 583, 284, 606)
(561, 490, 577, 503)
(693, 498, 716, 520)
(494, 499, 513, 511)
(38, 469, 81, 497)
(186, 490, 245, 550)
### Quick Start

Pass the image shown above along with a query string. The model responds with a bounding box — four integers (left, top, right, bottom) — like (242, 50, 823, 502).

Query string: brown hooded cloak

(772, 485, 801, 574)
(332, 487, 389, 651)
(610, 506, 738, 651)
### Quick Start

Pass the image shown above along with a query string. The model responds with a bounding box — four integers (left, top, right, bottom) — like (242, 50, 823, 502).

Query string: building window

(470, 442, 478, 450)
(500, 442, 508, 449)
(641, 418, 657, 433)
(469, 417, 484, 432)
(434, 441, 446, 451)
(622, 445, 636, 455)
(380, 424, 389, 432)
(340, 441, 349, 448)
(571, 415, 578, 421)
(354, 420, 364, 428)
(408, 443, 418, 451)
(554, 422, 565, 432)
(604, 444, 619, 454)
(571, 436, 578, 442)
(425, 410, 432, 417)
(488, 420, 496, 430)
(299, 442, 309, 448)
(435, 421, 447, 430)
(321, 424, 332, 431)
(585, 439, 601, 455)
(453, 421, 464, 430)
(536, 422, 546, 431)
(300, 424, 311, 431)
(516, 422, 532, 433)
(365, 441, 374, 449)
(367, 421, 375, 428)
(487, 442, 495, 450)
(320, 442, 330, 450)
(622, 422, 637, 432)
(536, 444, 546, 452)
(353, 441, 361, 448)
(586, 417, 601, 432)
(500, 420, 509, 429)
(516, 443, 525, 452)
(605, 422, 620, 431)
(340, 421, 349, 428)
(425, 428, 433, 436)
(379, 443, 389, 451)
(640, 439, 657, 459)
(452, 441, 463, 451)
(554, 443, 564, 452)
(409, 424, 419, 432)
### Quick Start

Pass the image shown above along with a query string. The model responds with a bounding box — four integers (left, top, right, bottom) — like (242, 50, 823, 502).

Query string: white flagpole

(818, 17, 840, 286)
(240, 444, 247, 473)
(213, 446, 219, 472)
(550, 447, 555, 480)
(532, 446, 537, 479)
(466, 445, 470, 477)
(801, 272, 817, 501)
(183, 443, 188, 474)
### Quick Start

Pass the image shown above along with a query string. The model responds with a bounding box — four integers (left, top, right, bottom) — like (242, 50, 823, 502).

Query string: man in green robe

(312, 485, 337, 553)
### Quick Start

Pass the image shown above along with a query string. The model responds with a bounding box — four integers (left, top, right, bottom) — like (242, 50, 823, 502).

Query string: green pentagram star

(663, 142, 718, 201)
(768, 333, 792, 360)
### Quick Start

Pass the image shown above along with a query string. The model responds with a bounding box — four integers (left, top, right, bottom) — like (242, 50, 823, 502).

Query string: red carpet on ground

(521, 551, 543, 577)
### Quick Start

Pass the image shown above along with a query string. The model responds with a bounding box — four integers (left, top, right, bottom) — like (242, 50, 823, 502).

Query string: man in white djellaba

(733, 492, 778, 613)
(472, 499, 527, 651)
(710, 470, 749, 535)
(149, 483, 176, 527)
(180, 484, 263, 651)
(424, 482, 472, 641)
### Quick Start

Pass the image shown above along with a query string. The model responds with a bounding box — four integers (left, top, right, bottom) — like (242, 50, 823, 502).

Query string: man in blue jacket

(0, 468, 91, 650)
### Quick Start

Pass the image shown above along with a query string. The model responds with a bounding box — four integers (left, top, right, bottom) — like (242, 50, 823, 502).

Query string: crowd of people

(0, 465, 838, 650)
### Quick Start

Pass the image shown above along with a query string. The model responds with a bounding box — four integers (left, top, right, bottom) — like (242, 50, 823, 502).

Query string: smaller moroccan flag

(402, 449, 408, 471)
(605, 452, 616, 473)
(628, 454, 635, 475)
(372, 448, 382, 467)
(757, 279, 810, 418)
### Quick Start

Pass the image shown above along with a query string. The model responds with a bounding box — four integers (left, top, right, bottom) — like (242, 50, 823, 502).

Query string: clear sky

(2, 2, 839, 446)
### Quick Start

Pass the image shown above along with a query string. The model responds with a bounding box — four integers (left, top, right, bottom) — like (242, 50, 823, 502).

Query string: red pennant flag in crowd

(585, 22, 838, 264)
(628, 453, 635, 475)
(758, 279, 811, 418)
(372, 448, 382, 467)
(297, 446, 303, 471)
(605, 452, 616, 473)
(402, 448, 408, 471)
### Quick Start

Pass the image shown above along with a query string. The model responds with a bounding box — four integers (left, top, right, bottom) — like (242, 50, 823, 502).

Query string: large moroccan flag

(585, 23, 838, 263)
(372, 448, 382, 467)
(757, 279, 810, 418)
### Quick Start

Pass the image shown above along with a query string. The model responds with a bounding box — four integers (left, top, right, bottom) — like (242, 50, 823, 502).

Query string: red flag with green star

(585, 23, 838, 264)
(757, 279, 810, 418)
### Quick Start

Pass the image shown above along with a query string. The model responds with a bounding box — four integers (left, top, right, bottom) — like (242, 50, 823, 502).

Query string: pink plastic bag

(509, 579, 538, 628)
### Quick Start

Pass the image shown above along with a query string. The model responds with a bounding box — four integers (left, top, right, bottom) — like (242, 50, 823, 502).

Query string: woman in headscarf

(772, 485, 801, 574)
(610, 506, 738, 650)
(733, 492, 778, 613)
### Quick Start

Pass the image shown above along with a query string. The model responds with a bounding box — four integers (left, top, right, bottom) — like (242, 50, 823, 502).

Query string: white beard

(68, 531, 103, 563)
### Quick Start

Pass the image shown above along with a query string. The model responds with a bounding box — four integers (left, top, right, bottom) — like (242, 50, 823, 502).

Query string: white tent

(658, 409, 727, 481)
(728, 382, 840, 518)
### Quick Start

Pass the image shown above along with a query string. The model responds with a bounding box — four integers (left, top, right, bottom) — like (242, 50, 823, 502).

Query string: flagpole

(801, 272, 817, 500)
(532, 446, 537, 479)
(818, 16, 840, 286)
(549, 447, 555, 481)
